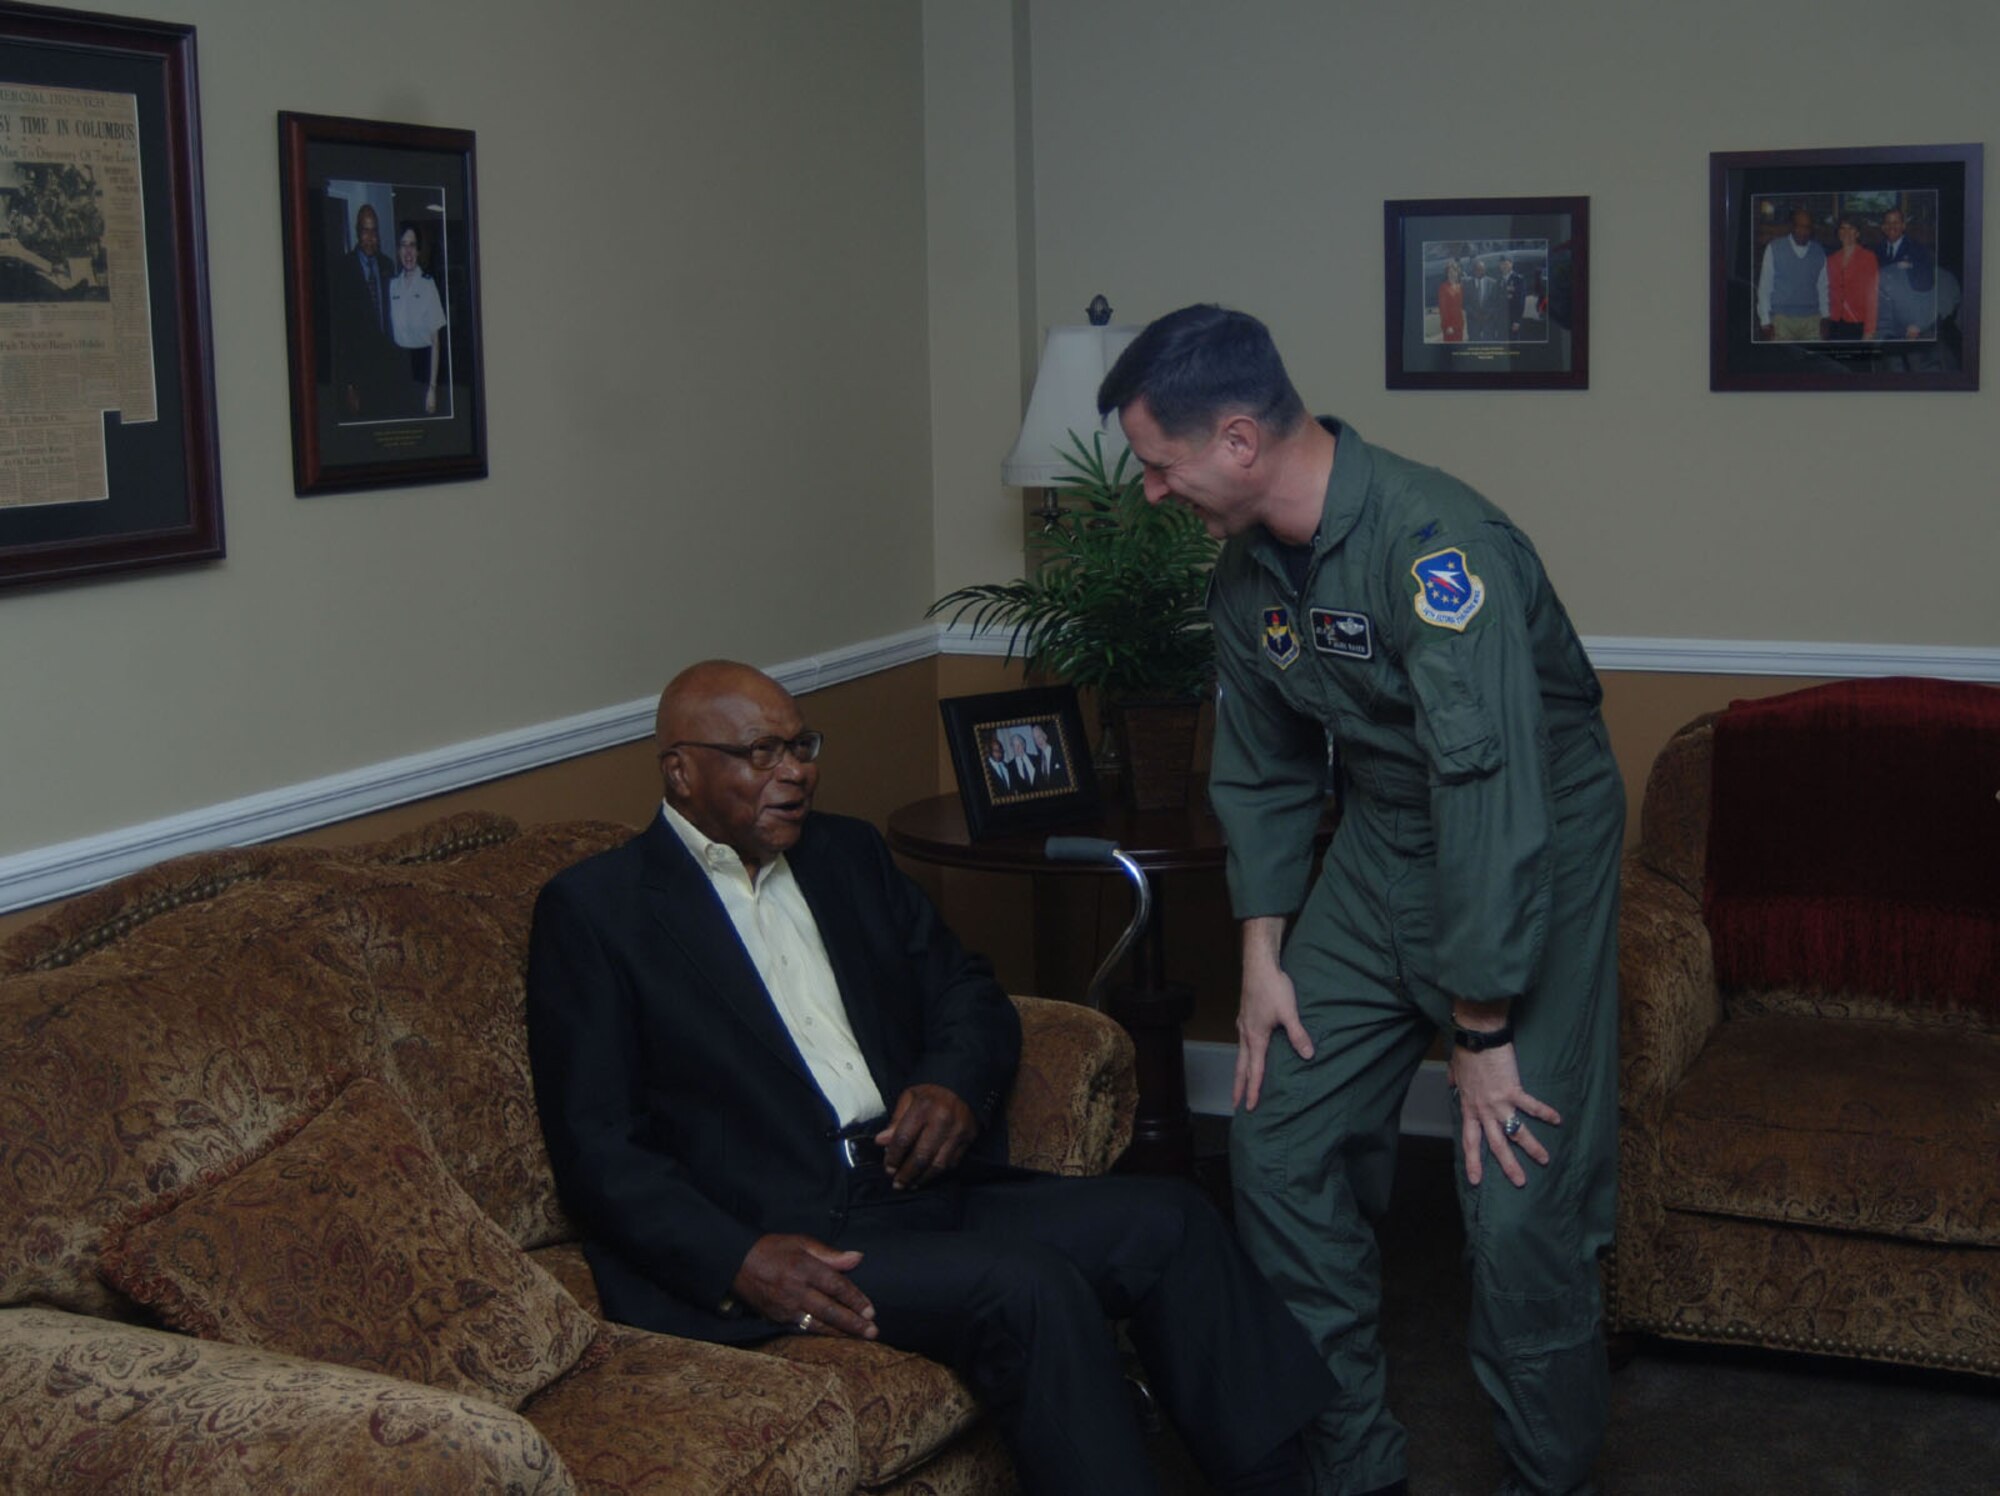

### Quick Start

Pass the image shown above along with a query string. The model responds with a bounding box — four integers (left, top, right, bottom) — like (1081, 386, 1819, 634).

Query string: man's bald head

(655, 659, 787, 753)
(654, 660, 817, 868)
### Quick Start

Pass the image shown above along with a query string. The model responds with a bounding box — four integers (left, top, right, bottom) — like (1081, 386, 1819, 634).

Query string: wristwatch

(1451, 1021, 1515, 1052)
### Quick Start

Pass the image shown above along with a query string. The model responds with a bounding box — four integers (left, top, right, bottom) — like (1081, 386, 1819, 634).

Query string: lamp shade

(1000, 322, 1141, 487)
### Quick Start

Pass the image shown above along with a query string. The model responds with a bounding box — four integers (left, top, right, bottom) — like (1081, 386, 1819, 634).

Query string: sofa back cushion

(1702, 678, 2000, 1025)
(316, 821, 634, 1248)
(0, 876, 387, 1314)
(0, 817, 633, 1316)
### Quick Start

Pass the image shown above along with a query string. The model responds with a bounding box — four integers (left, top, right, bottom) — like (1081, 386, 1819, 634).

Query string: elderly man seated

(527, 660, 1331, 1496)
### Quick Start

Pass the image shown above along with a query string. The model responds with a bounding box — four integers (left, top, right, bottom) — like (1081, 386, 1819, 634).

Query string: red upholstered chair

(1610, 677, 2000, 1376)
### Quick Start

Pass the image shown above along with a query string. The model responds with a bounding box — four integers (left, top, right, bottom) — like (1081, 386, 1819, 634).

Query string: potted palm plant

(928, 432, 1220, 809)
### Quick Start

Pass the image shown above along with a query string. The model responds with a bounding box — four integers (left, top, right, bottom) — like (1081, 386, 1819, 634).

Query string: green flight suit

(1210, 421, 1622, 1496)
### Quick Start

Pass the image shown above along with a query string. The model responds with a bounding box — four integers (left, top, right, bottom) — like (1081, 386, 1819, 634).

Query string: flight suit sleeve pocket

(1408, 643, 1504, 782)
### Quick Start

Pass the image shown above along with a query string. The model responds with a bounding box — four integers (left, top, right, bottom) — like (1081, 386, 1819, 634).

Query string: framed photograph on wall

(1710, 144, 1981, 392)
(1383, 195, 1588, 390)
(940, 685, 1099, 841)
(279, 111, 486, 495)
(0, 4, 222, 589)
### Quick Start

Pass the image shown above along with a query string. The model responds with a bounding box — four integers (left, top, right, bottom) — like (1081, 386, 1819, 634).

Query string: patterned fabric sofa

(0, 812, 1137, 1493)
(1610, 680, 2000, 1376)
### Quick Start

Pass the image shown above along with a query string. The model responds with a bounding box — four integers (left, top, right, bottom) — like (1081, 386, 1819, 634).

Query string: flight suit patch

(1411, 547, 1485, 631)
(1309, 608, 1373, 659)
(1262, 606, 1301, 669)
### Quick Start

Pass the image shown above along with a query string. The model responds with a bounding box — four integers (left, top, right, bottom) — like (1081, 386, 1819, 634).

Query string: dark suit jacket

(330, 246, 399, 414)
(526, 811, 1021, 1342)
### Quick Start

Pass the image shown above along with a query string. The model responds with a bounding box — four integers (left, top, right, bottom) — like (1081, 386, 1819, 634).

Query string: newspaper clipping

(0, 81, 153, 509)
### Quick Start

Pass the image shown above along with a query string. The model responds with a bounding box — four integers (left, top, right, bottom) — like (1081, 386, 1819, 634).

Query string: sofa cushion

(759, 1336, 981, 1485)
(531, 1241, 980, 1484)
(1659, 1015, 2000, 1246)
(523, 1323, 858, 1495)
(0, 1306, 577, 1494)
(100, 1077, 599, 1410)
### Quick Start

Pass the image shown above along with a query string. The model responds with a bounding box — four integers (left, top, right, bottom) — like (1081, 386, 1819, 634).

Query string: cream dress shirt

(659, 802, 887, 1126)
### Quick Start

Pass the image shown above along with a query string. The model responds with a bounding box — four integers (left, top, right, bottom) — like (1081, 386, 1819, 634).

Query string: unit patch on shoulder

(1410, 547, 1485, 631)
(1262, 605, 1301, 669)
(1309, 607, 1373, 660)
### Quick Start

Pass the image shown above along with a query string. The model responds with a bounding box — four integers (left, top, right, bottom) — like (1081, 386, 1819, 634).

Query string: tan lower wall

(0, 661, 1834, 1043)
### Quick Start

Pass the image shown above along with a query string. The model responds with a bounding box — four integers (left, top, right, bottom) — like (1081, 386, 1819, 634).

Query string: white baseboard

(5, 618, 1996, 914)
(944, 623, 2000, 682)
(1185, 1041, 1454, 1138)
(1578, 636, 2000, 680)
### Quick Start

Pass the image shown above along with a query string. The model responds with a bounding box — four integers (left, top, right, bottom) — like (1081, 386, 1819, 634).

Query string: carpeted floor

(1144, 1128, 2000, 1495)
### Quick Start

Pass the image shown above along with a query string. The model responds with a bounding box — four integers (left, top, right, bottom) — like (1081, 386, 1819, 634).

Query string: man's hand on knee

(1234, 918, 1314, 1113)
(734, 1234, 879, 1338)
(875, 1083, 977, 1190)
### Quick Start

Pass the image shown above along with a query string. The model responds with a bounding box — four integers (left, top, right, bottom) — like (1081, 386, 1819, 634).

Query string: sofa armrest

(0, 1307, 575, 1493)
(1618, 858, 1724, 1125)
(1003, 995, 1137, 1176)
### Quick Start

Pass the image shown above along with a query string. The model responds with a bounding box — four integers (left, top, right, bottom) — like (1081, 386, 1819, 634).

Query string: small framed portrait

(940, 685, 1099, 841)
(1709, 144, 1981, 392)
(1383, 196, 1589, 390)
(278, 112, 487, 494)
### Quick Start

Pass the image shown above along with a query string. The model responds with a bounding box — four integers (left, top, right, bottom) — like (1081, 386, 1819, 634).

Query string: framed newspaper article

(279, 112, 486, 496)
(0, 4, 222, 589)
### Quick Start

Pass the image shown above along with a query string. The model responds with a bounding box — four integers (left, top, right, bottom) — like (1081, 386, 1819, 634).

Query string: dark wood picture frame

(1709, 144, 1981, 392)
(279, 111, 486, 495)
(940, 685, 1099, 842)
(1384, 195, 1588, 390)
(0, 2, 221, 589)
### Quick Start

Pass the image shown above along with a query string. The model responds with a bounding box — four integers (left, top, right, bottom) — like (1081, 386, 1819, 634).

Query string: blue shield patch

(1262, 606, 1301, 669)
(1410, 547, 1486, 631)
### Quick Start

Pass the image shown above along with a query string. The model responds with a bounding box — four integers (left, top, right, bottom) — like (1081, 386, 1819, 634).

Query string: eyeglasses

(663, 731, 824, 771)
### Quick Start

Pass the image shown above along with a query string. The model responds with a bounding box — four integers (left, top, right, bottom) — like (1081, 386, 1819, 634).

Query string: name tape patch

(1309, 607, 1373, 659)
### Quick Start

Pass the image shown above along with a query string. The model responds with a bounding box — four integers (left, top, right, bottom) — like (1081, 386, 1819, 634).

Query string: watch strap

(1452, 1021, 1515, 1052)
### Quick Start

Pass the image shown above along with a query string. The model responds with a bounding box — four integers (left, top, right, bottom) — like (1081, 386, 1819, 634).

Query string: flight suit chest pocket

(1407, 643, 1503, 782)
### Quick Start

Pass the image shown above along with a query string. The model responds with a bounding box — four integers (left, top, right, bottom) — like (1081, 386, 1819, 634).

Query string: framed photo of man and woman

(1709, 144, 1981, 392)
(279, 112, 487, 494)
(1383, 195, 1589, 390)
(940, 686, 1100, 841)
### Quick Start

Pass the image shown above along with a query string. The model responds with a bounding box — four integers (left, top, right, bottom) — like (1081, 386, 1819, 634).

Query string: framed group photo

(1383, 195, 1589, 390)
(939, 686, 1099, 841)
(0, 4, 221, 589)
(1709, 143, 1982, 392)
(279, 112, 487, 495)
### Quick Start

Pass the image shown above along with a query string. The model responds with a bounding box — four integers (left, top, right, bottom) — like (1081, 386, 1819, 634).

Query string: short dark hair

(1096, 304, 1307, 439)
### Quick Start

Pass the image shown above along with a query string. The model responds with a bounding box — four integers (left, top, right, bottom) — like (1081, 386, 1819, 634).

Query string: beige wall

(8, 1, 1994, 936)
(1005, 0, 1997, 647)
(0, 0, 932, 858)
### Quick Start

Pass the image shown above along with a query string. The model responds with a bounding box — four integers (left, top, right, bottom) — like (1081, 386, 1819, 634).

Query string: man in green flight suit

(1097, 306, 1622, 1496)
